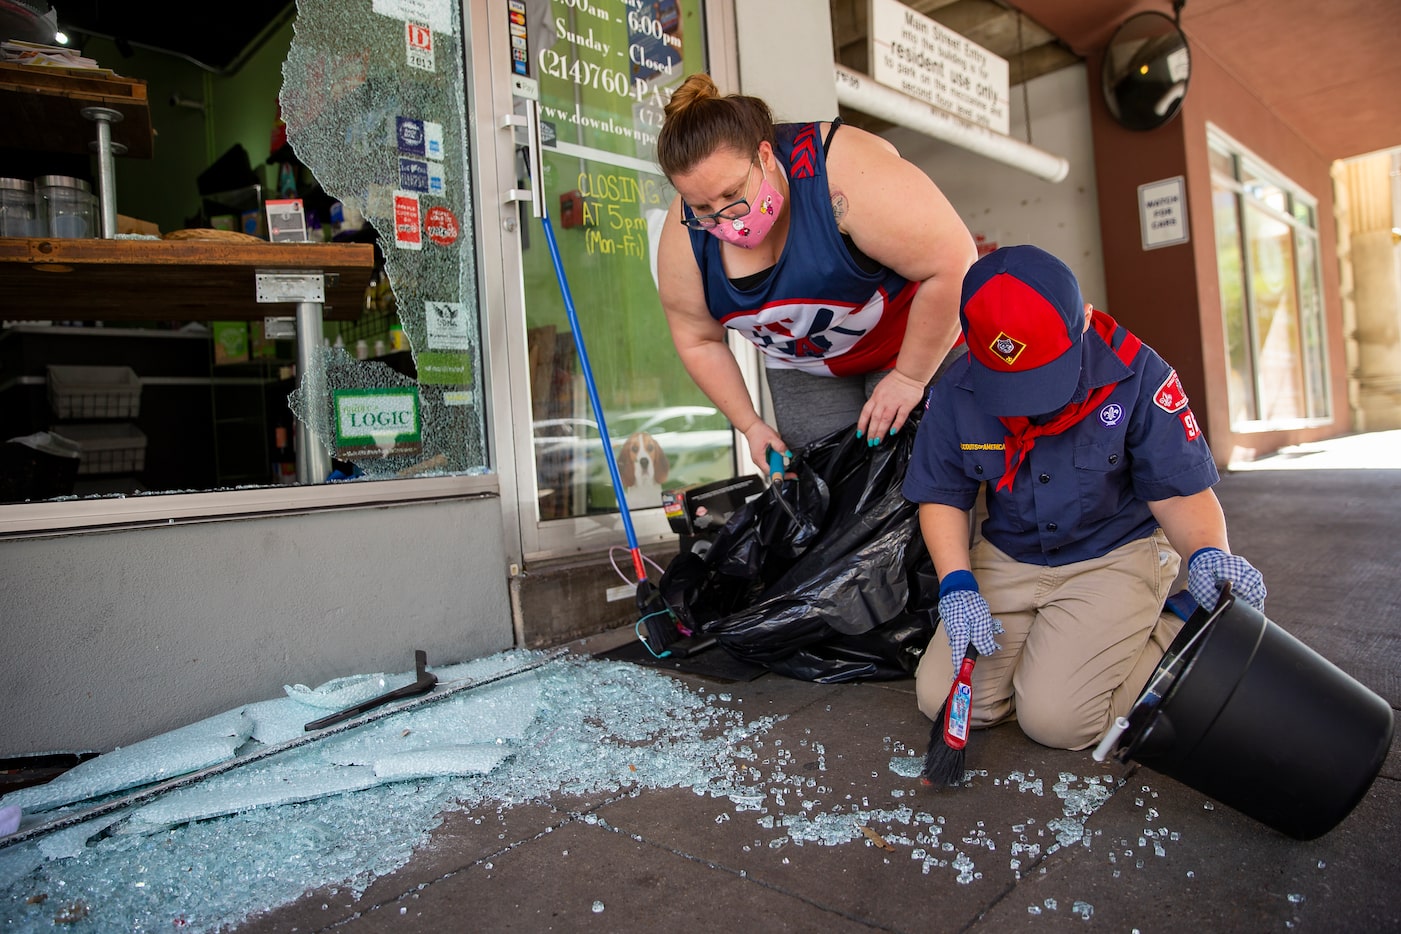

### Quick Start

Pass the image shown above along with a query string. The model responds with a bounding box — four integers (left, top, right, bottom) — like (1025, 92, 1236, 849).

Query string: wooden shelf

(0, 62, 153, 159)
(0, 237, 374, 321)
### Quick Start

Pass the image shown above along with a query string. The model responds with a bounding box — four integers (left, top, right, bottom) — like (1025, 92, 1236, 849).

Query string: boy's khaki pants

(915, 529, 1184, 751)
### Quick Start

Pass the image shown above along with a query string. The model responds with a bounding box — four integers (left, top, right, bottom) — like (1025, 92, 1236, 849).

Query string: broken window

(280, 0, 487, 479)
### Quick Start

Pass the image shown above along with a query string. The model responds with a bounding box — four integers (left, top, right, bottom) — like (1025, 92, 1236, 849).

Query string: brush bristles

(920, 707, 967, 788)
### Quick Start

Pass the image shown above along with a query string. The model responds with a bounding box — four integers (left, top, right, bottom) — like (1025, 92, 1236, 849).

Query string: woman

(656, 73, 977, 470)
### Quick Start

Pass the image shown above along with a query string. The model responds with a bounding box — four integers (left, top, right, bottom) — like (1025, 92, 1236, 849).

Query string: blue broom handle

(538, 207, 642, 555)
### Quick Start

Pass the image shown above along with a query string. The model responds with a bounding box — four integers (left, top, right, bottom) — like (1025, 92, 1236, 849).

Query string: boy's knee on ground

(1013, 689, 1112, 751)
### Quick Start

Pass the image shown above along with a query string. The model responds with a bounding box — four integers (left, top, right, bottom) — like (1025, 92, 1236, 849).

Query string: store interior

(1, 2, 410, 502)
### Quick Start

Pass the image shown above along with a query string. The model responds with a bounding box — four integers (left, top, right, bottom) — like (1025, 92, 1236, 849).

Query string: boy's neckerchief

(996, 311, 1141, 492)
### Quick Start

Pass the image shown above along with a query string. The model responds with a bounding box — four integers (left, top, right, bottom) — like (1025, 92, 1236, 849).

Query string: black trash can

(1116, 591, 1394, 840)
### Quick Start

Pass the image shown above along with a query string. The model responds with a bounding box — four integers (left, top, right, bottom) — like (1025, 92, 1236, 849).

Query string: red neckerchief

(995, 311, 1141, 492)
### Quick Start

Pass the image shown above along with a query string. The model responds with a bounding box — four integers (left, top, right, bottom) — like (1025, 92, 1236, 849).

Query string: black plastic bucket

(1121, 593, 1394, 840)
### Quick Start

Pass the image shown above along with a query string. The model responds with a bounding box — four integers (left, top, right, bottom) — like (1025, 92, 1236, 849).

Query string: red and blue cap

(959, 245, 1087, 417)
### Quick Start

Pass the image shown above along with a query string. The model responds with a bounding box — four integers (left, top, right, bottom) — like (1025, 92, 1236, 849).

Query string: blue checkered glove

(937, 570, 1003, 671)
(1187, 547, 1266, 611)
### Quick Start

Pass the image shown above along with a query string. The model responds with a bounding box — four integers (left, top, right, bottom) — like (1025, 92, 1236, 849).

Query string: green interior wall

(89, 22, 294, 234)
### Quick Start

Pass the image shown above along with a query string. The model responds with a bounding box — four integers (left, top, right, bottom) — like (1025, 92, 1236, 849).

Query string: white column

(733, 0, 838, 120)
(1340, 153, 1401, 431)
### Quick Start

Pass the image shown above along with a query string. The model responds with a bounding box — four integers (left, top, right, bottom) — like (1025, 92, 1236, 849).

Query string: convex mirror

(1102, 11, 1191, 131)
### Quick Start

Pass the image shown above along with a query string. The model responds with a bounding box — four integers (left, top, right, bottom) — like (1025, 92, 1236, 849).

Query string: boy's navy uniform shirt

(902, 312, 1220, 567)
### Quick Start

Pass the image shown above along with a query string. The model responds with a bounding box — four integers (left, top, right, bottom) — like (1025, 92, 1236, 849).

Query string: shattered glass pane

(0, 652, 742, 930)
(1, 711, 253, 815)
(280, 0, 486, 479)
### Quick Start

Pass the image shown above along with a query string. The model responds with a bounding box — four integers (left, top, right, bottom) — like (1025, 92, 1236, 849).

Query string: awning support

(833, 64, 1071, 184)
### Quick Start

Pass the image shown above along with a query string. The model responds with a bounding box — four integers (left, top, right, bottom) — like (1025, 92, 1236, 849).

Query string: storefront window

(1208, 129, 1330, 429)
(1, 1, 487, 510)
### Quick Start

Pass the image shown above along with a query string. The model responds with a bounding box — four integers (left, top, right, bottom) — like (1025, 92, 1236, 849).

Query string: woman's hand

(858, 369, 927, 443)
(741, 420, 789, 474)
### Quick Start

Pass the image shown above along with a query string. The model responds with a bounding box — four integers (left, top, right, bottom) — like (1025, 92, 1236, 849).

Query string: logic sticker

(509, 0, 529, 76)
(424, 121, 444, 161)
(334, 387, 422, 458)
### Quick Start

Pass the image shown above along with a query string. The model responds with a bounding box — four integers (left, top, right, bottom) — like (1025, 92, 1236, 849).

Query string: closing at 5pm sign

(334, 387, 422, 457)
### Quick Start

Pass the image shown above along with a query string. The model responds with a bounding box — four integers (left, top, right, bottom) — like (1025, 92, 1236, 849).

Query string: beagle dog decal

(616, 430, 670, 507)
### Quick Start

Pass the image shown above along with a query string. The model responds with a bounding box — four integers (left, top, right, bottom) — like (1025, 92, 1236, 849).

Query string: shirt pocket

(1074, 439, 1128, 526)
(962, 448, 1029, 531)
(961, 448, 1007, 486)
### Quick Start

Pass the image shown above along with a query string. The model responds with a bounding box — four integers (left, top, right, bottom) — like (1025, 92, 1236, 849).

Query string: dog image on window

(616, 430, 670, 509)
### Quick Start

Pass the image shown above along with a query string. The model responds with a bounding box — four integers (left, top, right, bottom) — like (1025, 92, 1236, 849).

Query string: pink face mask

(709, 159, 784, 248)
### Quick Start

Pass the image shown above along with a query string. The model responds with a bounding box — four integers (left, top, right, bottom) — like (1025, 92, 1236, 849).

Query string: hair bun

(664, 72, 719, 120)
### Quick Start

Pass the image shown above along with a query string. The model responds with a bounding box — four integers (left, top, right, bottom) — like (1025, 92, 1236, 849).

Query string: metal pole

(294, 300, 332, 483)
(81, 106, 127, 238)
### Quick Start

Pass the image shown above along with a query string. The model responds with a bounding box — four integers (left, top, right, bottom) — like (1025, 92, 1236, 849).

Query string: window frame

(1206, 125, 1331, 431)
(0, 474, 498, 539)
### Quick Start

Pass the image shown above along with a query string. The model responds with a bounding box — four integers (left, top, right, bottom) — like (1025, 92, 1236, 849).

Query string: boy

(903, 245, 1266, 750)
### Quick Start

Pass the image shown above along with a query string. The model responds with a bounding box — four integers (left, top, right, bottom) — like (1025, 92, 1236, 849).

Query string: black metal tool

(303, 649, 438, 731)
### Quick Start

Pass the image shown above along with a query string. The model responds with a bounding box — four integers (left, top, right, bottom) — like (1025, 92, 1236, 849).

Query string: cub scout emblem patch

(1154, 370, 1189, 413)
(989, 332, 1027, 367)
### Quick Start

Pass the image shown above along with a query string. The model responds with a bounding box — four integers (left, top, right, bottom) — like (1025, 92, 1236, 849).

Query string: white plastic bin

(46, 365, 143, 419)
(50, 423, 148, 475)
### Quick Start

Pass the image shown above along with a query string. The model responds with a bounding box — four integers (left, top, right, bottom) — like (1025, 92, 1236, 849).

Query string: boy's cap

(960, 245, 1087, 417)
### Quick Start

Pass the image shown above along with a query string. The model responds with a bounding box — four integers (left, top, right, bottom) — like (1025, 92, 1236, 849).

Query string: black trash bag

(660, 407, 938, 682)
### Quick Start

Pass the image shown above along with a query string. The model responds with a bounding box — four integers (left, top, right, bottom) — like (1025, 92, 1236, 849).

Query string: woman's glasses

(679, 159, 756, 230)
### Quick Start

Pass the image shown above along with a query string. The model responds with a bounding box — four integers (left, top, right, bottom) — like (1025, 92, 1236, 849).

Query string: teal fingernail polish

(855, 429, 863, 439)
(889, 426, 898, 436)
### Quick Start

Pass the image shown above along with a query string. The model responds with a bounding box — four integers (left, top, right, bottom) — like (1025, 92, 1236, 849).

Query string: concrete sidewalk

(239, 435, 1400, 932)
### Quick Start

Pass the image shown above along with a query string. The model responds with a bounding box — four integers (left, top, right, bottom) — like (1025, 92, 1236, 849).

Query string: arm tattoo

(830, 192, 848, 224)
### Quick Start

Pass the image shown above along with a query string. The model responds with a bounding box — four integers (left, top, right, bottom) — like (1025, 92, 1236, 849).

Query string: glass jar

(34, 175, 98, 238)
(0, 177, 37, 237)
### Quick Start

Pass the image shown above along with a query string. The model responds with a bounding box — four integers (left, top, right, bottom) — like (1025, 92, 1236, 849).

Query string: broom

(921, 645, 979, 787)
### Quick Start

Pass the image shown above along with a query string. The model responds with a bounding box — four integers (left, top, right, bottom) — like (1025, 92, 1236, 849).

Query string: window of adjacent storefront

(1208, 128, 1330, 429)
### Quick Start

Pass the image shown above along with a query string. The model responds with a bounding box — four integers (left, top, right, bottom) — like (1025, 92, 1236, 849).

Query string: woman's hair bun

(664, 72, 719, 120)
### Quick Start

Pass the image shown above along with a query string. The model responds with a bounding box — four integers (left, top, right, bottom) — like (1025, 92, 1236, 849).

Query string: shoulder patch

(1180, 408, 1201, 441)
(1154, 370, 1189, 413)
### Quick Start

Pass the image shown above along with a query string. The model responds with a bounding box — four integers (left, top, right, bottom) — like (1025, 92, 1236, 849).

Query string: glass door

(469, 0, 738, 561)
